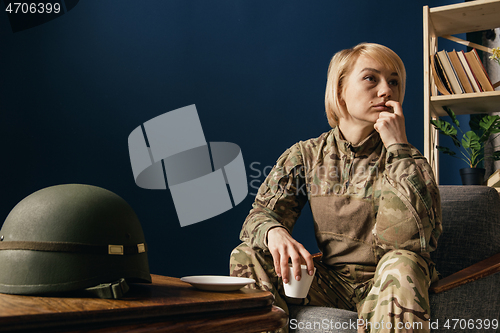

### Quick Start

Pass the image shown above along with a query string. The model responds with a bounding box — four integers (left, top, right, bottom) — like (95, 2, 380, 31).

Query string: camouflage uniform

(230, 127, 442, 332)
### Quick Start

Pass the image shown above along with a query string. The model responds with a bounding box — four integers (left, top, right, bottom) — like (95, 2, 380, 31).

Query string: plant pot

(459, 168, 485, 185)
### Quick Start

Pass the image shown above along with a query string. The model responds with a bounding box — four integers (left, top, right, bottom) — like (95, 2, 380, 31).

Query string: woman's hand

(374, 100, 408, 147)
(267, 227, 314, 284)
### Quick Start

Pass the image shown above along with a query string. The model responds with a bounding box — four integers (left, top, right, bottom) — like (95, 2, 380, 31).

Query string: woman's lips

(372, 102, 392, 112)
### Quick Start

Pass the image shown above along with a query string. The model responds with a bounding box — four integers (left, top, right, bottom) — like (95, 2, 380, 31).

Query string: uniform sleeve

(374, 143, 442, 260)
(239, 144, 308, 250)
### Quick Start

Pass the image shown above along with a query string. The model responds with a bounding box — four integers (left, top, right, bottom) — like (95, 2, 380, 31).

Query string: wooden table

(0, 274, 288, 332)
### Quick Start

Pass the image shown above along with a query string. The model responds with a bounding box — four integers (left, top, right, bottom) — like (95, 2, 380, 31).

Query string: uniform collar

(332, 126, 382, 156)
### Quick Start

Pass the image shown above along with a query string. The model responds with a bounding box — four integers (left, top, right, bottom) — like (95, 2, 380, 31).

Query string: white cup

(283, 264, 316, 298)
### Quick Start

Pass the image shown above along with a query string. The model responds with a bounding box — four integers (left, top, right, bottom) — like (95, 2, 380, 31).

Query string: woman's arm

(372, 101, 442, 258)
(374, 144, 442, 259)
(239, 145, 313, 282)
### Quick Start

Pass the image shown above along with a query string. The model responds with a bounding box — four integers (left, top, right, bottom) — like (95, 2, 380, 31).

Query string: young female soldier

(230, 43, 441, 333)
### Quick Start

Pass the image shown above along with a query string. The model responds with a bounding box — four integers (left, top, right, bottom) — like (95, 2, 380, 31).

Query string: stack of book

(432, 49, 495, 95)
(487, 169, 500, 193)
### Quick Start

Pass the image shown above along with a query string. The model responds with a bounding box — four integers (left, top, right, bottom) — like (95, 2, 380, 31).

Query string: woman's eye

(389, 80, 399, 86)
(364, 76, 375, 82)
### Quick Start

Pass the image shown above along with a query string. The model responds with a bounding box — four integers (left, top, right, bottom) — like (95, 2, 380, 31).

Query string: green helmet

(0, 184, 151, 299)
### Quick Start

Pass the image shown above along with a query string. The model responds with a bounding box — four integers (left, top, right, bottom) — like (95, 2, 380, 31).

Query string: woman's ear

(338, 91, 346, 106)
(337, 82, 346, 106)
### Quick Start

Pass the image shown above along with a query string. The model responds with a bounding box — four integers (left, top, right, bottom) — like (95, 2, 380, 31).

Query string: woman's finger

(280, 250, 291, 284)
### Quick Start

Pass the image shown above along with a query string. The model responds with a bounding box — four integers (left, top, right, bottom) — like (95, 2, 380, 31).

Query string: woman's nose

(378, 81, 392, 98)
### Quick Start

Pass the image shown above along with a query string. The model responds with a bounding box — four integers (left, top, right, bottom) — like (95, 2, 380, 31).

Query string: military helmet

(0, 184, 151, 298)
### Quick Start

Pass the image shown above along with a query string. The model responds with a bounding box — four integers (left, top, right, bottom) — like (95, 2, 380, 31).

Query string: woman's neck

(338, 122, 375, 145)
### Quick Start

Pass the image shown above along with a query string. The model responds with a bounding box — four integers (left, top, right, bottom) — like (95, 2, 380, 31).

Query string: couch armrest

(430, 253, 500, 294)
(312, 252, 322, 262)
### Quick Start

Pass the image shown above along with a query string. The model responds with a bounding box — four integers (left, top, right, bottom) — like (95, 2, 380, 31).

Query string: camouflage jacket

(240, 127, 442, 266)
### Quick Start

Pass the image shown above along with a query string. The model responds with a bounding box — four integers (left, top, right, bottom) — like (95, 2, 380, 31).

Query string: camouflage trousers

(230, 243, 439, 333)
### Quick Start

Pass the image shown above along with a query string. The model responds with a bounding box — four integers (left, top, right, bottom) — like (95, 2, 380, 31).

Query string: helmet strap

(84, 278, 130, 299)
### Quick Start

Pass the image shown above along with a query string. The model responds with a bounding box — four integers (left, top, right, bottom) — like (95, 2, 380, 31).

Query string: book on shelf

(466, 49, 495, 92)
(448, 50, 474, 94)
(436, 50, 464, 94)
(431, 54, 451, 95)
(457, 50, 481, 93)
(432, 48, 494, 95)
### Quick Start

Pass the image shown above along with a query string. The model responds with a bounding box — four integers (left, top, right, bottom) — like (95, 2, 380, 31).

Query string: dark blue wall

(0, 0, 461, 279)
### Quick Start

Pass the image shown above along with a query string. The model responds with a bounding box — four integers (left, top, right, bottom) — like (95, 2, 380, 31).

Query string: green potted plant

(430, 106, 500, 185)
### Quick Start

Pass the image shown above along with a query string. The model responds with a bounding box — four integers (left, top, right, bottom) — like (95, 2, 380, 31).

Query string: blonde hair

(324, 43, 406, 128)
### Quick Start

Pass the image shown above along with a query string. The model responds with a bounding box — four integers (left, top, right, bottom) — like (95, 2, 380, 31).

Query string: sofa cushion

(289, 185, 500, 333)
(288, 306, 358, 333)
(432, 185, 500, 278)
(290, 271, 500, 333)
(429, 272, 500, 333)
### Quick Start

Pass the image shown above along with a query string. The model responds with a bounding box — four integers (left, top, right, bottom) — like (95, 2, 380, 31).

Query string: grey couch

(289, 185, 500, 333)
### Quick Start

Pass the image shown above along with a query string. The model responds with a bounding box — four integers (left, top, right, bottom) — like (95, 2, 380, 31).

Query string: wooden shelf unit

(423, 0, 500, 182)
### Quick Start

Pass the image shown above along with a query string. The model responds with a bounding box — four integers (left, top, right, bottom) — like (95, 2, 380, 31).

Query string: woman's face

(339, 55, 400, 127)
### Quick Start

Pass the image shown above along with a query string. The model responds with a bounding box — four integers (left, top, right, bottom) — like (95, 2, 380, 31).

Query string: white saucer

(180, 275, 255, 291)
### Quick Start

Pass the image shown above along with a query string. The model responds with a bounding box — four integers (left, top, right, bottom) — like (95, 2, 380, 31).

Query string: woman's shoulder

(296, 129, 334, 155)
(275, 129, 335, 167)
